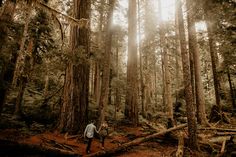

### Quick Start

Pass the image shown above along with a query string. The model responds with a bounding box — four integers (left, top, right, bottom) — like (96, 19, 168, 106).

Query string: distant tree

(158, 0, 174, 126)
(125, 0, 138, 125)
(57, 0, 90, 133)
(202, 0, 222, 110)
(176, 0, 198, 150)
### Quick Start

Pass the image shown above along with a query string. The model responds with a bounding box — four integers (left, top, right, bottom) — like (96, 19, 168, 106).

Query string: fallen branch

(85, 123, 187, 157)
(220, 139, 226, 154)
(215, 132, 236, 136)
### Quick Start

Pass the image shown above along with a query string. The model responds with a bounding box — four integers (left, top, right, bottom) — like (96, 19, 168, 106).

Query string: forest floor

(0, 113, 236, 157)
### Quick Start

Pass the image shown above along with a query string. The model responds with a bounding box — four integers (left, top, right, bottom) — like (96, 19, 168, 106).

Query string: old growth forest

(0, 0, 236, 156)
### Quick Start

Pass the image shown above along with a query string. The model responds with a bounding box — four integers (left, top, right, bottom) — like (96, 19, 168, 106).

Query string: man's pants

(86, 137, 93, 153)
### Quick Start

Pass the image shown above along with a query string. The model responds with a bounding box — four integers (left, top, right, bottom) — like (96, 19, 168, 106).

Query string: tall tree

(94, 0, 105, 106)
(0, 0, 17, 115)
(57, 0, 90, 133)
(158, 0, 174, 126)
(186, 0, 209, 126)
(202, 0, 221, 110)
(177, 0, 198, 150)
(98, 0, 116, 125)
(125, 0, 138, 125)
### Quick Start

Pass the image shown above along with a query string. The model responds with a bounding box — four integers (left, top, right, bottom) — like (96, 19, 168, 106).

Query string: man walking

(84, 121, 99, 154)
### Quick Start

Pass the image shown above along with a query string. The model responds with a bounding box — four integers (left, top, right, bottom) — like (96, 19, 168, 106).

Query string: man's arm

(84, 126, 88, 138)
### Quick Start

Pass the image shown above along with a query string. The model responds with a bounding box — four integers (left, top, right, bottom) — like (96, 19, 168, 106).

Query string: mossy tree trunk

(57, 0, 90, 134)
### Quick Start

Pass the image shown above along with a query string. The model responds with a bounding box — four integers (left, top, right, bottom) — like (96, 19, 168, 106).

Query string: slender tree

(177, 0, 198, 150)
(158, 0, 174, 126)
(125, 0, 138, 125)
(57, 0, 90, 133)
(186, 0, 209, 126)
(203, 1, 221, 110)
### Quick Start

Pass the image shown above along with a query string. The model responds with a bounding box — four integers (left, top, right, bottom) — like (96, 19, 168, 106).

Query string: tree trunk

(125, 0, 138, 125)
(158, 0, 174, 125)
(98, 0, 115, 125)
(114, 46, 121, 121)
(174, 6, 181, 104)
(14, 39, 34, 117)
(12, 4, 33, 87)
(43, 59, 50, 98)
(94, 0, 104, 106)
(202, 2, 221, 110)
(57, 0, 90, 134)
(138, 0, 145, 117)
(186, 0, 209, 126)
(0, 0, 17, 115)
(176, 0, 198, 150)
(227, 69, 236, 116)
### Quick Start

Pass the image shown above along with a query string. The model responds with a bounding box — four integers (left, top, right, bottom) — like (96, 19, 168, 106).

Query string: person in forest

(98, 122, 109, 150)
(84, 121, 99, 154)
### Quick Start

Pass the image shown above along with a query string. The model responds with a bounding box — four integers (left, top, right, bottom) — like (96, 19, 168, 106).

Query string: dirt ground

(0, 115, 235, 157)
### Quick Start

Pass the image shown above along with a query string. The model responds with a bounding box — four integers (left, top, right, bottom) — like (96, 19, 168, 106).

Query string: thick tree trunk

(125, 0, 138, 125)
(0, 0, 16, 115)
(186, 0, 209, 126)
(98, 0, 115, 125)
(57, 0, 90, 134)
(94, 0, 104, 106)
(176, 0, 198, 150)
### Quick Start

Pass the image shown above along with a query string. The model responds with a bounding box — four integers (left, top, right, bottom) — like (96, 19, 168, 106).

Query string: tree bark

(125, 0, 138, 125)
(186, 0, 209, 126)
(57, 0, 90, 134)
(176, 0, 198, 150)
(98, 0, 115, 125)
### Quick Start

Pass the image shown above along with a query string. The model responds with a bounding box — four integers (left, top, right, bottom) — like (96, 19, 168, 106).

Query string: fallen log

(0, 139, 80, 157)
(85, 123, 187, 157)
(141, 117, 166, 132)
(198, 127, 236, 132)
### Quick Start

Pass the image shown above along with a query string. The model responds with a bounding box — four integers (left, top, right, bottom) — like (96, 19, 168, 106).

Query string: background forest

(0, 0, 235, 156)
